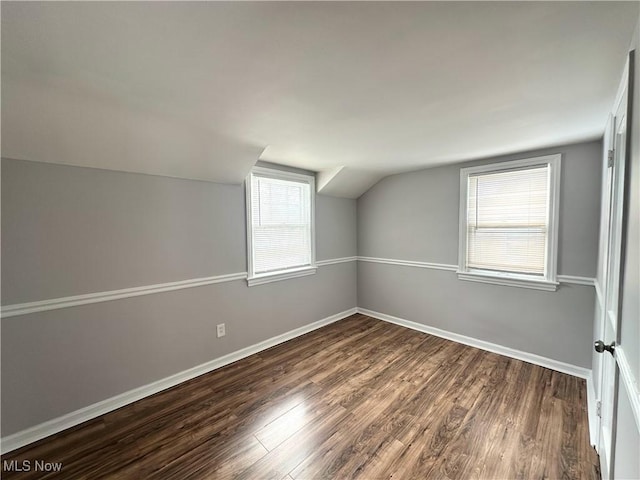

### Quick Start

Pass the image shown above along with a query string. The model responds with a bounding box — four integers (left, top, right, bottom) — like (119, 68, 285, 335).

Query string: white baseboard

(357, 307, 591, 379)
(0, 307, 358, 454)
(3, 305, 599, 455)
(586, 372, 598, 447)
(358, 308, 602, 442)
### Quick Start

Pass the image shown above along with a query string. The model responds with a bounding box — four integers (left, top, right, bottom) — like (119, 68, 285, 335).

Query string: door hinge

(596, 400, 602, 417)
(607, 150, 614, 168)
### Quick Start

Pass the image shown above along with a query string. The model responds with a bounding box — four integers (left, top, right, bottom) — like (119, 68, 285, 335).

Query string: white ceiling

(2, 2, 638, 197)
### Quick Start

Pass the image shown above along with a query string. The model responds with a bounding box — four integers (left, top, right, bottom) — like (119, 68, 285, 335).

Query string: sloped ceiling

(2, 2, 638, 197)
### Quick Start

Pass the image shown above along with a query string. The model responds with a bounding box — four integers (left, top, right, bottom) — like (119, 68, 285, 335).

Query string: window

(246, 166, 316, 286)
(457, 154, 561, 291)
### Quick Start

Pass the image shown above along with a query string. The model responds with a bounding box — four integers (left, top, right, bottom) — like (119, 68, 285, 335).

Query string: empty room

(1, 2, 639, 479)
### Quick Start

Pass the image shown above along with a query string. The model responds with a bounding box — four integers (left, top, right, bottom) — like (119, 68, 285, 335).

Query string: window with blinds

(246, 167, 316, 286)
(458, 155, 561, 291)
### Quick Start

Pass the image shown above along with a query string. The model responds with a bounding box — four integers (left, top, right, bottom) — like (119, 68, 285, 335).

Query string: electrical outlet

(216, 323, 226, 338)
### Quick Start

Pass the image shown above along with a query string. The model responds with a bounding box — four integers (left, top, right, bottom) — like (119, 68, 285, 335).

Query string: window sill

(247, 266, 317, 287)
(456, 270, 559, 292)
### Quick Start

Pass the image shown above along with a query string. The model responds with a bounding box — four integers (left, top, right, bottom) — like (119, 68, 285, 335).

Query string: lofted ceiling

(2, 2, 638, 197)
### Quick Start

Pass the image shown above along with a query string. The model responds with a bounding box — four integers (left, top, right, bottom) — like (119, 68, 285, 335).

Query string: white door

(595, 58, 630, 480)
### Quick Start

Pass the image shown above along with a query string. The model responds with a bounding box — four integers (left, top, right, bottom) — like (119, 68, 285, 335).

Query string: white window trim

(246, 166, 317, 287)
(457, 154, 561, 291)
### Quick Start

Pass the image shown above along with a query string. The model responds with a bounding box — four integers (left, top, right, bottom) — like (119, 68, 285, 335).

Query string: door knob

(594, 340, 615, 356)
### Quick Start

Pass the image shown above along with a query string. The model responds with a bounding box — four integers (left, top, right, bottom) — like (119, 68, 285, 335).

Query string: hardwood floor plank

(149, 434, 268, 480)
(425, 413, 494, 480)
(350, 436, 406, 479)
(255, 400, 319, 451)
(388, 404, 469, 479)
(529, 397, 565, 480)
(474, 420, 523, 480)
(1, 314, 598, 480)
(234, 402, 349, 480)
(289, 379, 417, 479)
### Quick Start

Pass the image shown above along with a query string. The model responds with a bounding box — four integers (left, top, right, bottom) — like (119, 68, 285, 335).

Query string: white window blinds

(466, 165, 550, 276)
(251, 174, 312, 275)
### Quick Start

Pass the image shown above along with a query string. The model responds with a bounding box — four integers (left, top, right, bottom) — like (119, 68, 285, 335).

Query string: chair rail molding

(1, 257, 358, 318)
(358, 256, 595, 287)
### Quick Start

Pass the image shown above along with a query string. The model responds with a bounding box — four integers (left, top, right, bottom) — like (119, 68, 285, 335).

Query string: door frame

(593, 50, 635, 480)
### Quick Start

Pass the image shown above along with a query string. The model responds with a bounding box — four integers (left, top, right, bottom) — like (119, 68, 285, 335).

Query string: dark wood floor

(2, 314, 599, 479)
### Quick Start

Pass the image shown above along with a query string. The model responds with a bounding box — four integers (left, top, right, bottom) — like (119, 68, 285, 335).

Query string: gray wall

(358, 140, 602, 367)
(2, 159, 356, 304)
(357, 262, 595, 367)
(2, 159, 247, 303)
(1, 158, 357, 436)
(359, 140, 602, 278)
(316, 194, 357, 261)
